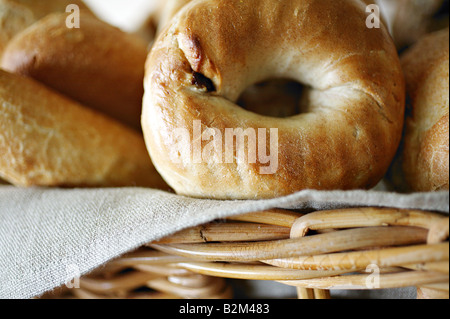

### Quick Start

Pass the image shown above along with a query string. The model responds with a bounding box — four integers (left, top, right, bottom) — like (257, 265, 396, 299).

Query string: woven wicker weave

(46, 207, 449, 299)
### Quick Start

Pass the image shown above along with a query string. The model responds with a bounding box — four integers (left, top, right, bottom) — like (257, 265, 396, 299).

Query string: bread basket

(42, 206, 449, 299)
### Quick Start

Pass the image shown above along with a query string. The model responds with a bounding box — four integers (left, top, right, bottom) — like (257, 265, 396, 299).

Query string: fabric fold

(0, 186, 448, 299)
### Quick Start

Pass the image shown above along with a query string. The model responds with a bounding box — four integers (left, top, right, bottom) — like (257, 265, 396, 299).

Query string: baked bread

(0, 69, 168, 189)
(0, 0, 92, 57)
(142, 0, 405, 200)
(401, 28, 449, 192)
(1, 13, 148, 131)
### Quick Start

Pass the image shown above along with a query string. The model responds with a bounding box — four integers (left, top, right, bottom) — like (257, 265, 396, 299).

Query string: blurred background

(83, 0, 159, 31)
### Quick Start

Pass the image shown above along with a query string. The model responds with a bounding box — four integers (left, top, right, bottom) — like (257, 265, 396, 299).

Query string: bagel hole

(192, 72, 216, 92)
(237, 79, 306, 118)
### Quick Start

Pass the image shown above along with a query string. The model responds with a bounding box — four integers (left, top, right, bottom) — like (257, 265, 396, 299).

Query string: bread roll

(401, 28, 449, 192)
(1, 13, 148, 131)
(0, 69, 168, 189)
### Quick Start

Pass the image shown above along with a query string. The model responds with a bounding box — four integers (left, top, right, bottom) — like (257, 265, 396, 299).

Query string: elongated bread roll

(1, 13, 148, 131)
(0, 70, 168, 189)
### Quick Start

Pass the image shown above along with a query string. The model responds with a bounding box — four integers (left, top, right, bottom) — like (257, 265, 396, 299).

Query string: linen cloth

(0, 185, 448, 299)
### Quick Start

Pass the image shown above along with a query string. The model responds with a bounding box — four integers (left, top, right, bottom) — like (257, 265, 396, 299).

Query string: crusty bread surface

(0, 70, 168, 189)
(142, 0, 405, 199)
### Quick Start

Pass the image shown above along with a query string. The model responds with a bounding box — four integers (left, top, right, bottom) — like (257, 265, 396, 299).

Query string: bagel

(0, 0, 92, 56)
(1, 13, 148, 131)
(401, 28, 449, 192)
(0, 69, 168, 189)
(142, 0, 405, 200)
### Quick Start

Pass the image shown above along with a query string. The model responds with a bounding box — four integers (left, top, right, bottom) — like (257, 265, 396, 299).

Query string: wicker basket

(45, 207, 449, 299)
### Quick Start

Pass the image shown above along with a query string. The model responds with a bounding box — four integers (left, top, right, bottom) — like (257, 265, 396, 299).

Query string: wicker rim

(52, 207, 449, 299)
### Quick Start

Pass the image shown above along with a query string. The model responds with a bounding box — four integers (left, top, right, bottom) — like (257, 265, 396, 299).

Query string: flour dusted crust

(1, 13, 148, 131)
(401, 28, 449, 192)
(0, 70, 168, 189)
(142, 0, 405, 200)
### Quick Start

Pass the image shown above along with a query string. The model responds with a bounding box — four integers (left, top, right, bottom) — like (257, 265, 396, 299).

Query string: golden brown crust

(1, 13, 148, 131)
(142, 0, 405, 200)
(0, 70, 168, 189)
(401, 28, 449, 192)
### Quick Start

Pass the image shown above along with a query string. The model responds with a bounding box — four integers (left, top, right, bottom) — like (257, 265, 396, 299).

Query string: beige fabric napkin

(0, 185, 448, 299)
